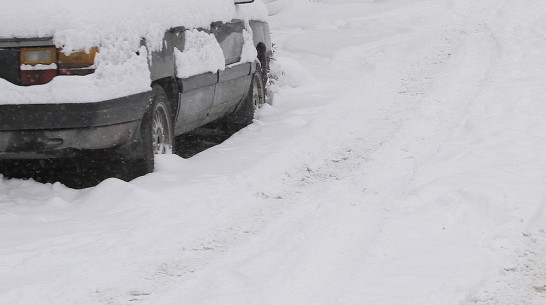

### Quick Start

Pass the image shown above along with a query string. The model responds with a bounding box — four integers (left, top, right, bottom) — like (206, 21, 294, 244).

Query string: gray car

(0, 0, 272, 182)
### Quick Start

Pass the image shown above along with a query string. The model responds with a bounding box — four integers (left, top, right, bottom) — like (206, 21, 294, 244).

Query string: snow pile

(174, 30, 225, 79)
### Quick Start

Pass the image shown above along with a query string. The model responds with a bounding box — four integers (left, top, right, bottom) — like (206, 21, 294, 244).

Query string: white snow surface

(2, 0, 546, 304)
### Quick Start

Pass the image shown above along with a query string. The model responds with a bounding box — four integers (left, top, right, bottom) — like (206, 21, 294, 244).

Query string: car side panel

(208, 20, 252, 123)
(144, 20, 271, 135)
(206, 63, 251, 124)
(175, 72, 217, 135)
(212, 21, 245, 65)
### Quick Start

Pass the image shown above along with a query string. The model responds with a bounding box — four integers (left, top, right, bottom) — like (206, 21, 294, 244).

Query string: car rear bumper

(0, 91, 152, 159)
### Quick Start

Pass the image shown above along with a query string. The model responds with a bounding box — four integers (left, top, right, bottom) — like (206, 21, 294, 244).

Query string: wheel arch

(151, 77, 179, 120)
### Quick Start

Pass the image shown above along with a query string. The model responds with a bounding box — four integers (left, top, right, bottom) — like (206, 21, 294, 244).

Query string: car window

(175, 28, 225, 79)
(212, 20, 244, 65)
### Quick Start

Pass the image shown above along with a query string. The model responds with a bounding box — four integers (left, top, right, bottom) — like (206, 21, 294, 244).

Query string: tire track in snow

(467, 228, 546, 305)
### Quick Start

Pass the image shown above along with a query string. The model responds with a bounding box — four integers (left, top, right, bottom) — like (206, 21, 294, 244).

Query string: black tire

(225, 65, 265, 131)
(121, 85, 174, 179)
(259, 58, 270, 101)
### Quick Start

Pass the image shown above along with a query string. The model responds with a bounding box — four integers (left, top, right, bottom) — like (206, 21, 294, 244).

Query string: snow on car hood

(1, 0, 268, 53)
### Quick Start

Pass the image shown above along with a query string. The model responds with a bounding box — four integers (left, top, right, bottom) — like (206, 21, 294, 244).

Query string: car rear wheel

(118, 85, 174, 180)
(151, 99, 173, 155)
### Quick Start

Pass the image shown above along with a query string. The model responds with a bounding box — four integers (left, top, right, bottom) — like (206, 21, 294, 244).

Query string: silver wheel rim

(152, 103, 172, 154)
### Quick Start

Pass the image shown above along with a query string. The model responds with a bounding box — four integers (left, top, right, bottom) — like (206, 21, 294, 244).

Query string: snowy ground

(1, 0, 546, 304)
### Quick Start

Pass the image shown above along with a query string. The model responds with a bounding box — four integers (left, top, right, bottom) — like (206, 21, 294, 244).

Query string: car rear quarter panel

(149, 30, 185, 82)
(249, 20, 271, 52)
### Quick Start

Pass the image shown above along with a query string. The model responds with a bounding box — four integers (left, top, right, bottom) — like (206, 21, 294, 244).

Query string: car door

(208, 20, 252, 122)
(173, 28, 220, 134)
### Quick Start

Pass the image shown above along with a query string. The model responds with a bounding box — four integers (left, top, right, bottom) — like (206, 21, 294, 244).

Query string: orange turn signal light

(58, 47, 98, 68)
(18, 47, 99, 84)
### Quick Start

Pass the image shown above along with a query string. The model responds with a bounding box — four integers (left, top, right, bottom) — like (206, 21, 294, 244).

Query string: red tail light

(19, 48, 57, 86)
(19, 47, 98, 86)
(20, 65, 58, 86)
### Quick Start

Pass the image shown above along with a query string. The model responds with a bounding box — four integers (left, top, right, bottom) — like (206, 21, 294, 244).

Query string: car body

(0, 0, 272, 180)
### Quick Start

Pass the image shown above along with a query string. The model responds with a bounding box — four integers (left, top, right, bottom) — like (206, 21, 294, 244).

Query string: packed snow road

(2, 0, 546, 304)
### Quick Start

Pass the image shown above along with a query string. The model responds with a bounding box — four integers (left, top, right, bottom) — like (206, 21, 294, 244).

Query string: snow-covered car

(0, 0, 272, 180)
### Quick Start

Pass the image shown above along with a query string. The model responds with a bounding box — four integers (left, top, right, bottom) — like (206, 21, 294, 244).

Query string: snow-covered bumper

(0, 91, 152, 159)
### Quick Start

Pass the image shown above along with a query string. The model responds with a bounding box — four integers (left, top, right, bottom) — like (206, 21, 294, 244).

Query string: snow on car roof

(0, 0, 268, 53)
